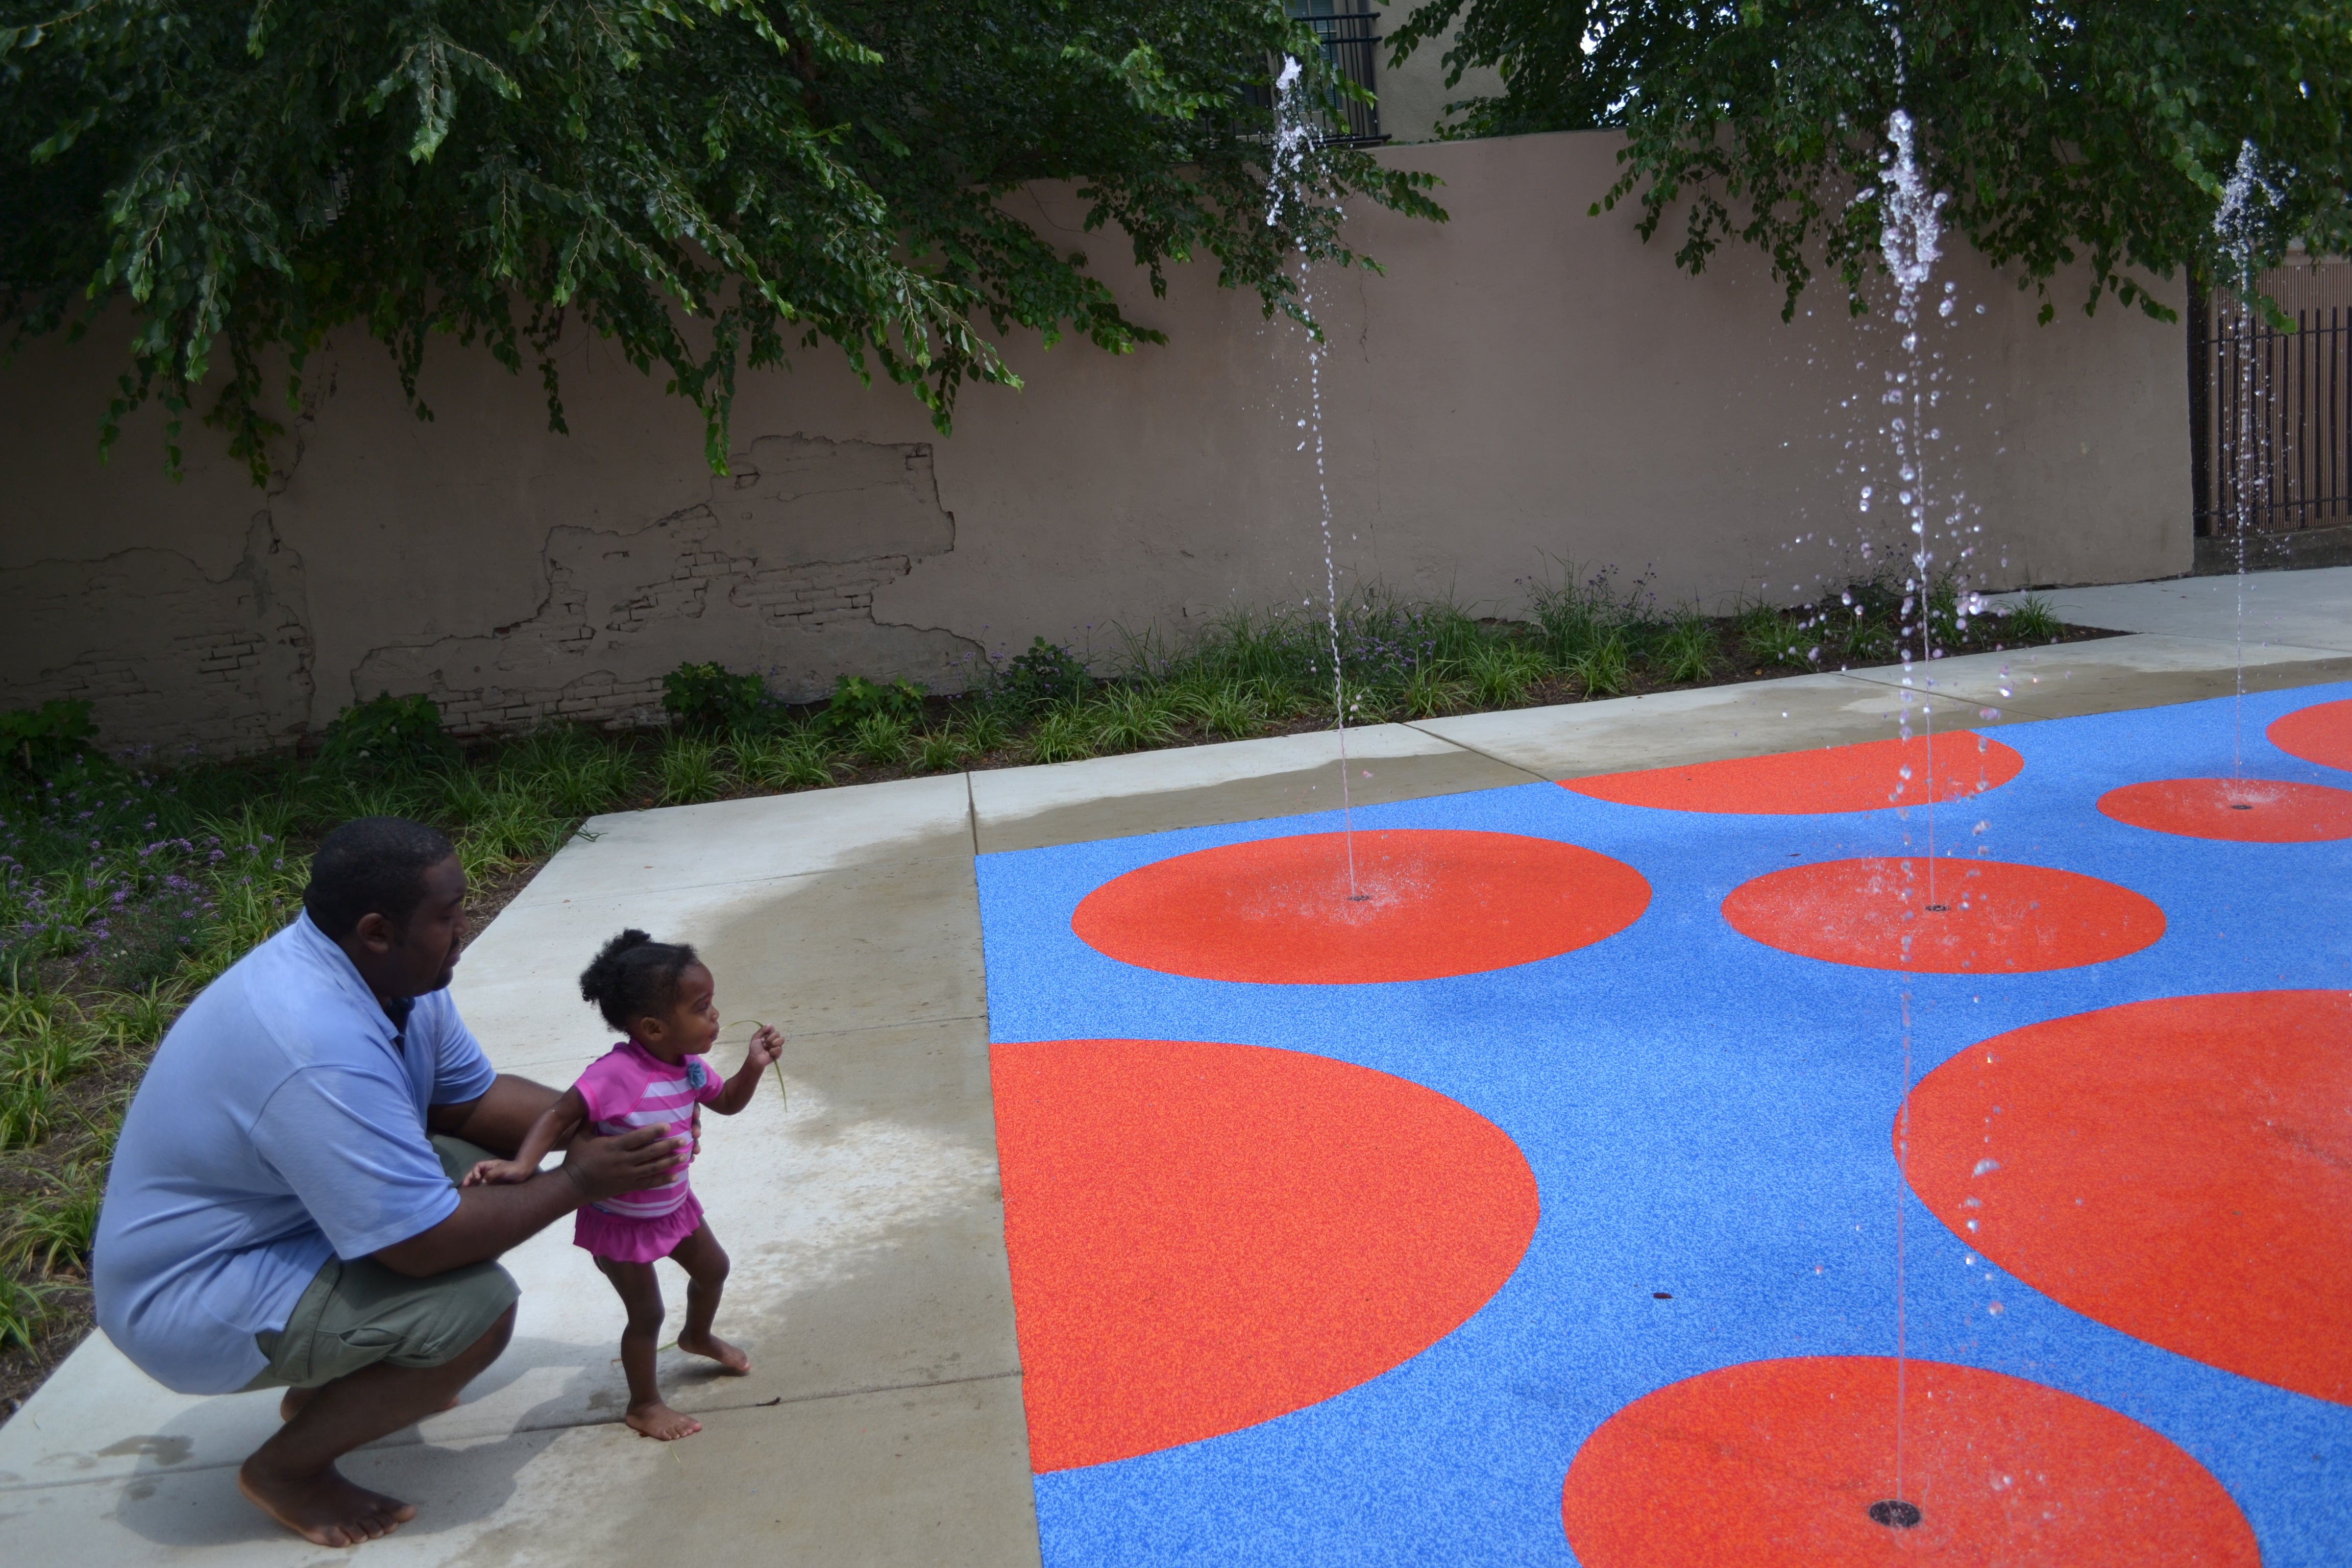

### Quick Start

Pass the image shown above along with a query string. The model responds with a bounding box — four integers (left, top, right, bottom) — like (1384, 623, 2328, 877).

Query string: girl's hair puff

(579, 928, 702, 1033)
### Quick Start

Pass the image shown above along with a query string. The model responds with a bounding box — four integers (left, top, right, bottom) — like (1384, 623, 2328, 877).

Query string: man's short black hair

(303, 817, 459, 939)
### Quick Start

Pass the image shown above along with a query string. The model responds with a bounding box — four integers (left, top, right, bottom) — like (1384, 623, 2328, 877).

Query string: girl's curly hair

(578, 928, 700, 1032)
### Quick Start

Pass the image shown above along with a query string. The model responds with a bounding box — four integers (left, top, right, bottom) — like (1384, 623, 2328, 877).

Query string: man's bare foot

(625, 1401, 704, 1441)
(280, 1387, 456, 1421)
(238, 1458, 417, 1548)
(676, 1329, 750, 1375)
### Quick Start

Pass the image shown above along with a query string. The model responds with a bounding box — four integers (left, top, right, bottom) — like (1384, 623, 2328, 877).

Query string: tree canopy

(1388, 1, 2352, 320)
(0, 1, 1440, 481)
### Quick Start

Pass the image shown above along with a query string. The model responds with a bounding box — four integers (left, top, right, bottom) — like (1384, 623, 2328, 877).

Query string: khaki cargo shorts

(243, 1135, 520, 1391)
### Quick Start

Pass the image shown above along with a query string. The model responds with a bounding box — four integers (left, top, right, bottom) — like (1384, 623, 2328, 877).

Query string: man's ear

(351, 911, 399, 954)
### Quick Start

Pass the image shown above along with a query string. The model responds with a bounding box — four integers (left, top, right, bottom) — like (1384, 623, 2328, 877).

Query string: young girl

(463, 928, 783, 1441)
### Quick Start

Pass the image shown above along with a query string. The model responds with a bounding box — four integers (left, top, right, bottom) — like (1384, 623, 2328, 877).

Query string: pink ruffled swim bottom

(573, 1190, 706, 1264)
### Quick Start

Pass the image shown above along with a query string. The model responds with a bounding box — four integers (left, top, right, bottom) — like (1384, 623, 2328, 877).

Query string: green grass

(849, 714, 912, 768)
(736, 728, 841, 791)
(656, 734, 729, 805)
(1656, 612, 1722, 684)
(0, 1272, 61, 1350)
(1087, 687, 1182, 754)
(1180, 680, 1269, 739)
(1023, 706, 1097, 765)
(2004, 592, 2063, 644)
(6, 1164, 100, 1276)
(1460, 643, 1550, 709)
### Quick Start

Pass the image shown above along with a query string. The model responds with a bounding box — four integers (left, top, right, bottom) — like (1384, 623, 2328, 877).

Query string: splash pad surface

(1721, 855, 2165, 972)
(1561, 1357, 2261, 1568)
(2097, 776, 2352, 841)
(993, 1037, 1539, 1471)
(1071, 828, 1649, 983)
(1564, 728, 2024, 815)
(974, 684, 2352, 1566)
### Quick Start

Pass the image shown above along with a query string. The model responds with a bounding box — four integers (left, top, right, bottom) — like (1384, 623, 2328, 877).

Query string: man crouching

(93, 817, 684, 1547)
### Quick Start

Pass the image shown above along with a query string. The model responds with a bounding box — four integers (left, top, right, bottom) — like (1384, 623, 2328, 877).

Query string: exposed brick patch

(354, 434, 977, 734)
(0, 516, 314, 756)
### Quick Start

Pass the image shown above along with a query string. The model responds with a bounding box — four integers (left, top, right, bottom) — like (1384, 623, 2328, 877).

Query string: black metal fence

(1297, 9, 1384, 146)
(2191, 264, 2352, 536)
(1251, 4, 1385, 147)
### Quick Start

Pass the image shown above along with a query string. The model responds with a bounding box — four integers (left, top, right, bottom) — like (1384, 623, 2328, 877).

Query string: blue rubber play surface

(975, 683, 2352, 1566)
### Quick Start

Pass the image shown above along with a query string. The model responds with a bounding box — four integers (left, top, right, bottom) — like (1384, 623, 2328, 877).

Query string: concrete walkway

(2, 571, 2345, 1564)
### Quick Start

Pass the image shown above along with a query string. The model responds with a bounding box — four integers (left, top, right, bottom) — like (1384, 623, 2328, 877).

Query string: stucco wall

(0, 130, 2191, 753)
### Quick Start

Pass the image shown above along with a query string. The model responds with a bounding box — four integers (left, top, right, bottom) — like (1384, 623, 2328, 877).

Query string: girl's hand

(746, 1024, 785, 1069)
(462, 1158, 531, 1187)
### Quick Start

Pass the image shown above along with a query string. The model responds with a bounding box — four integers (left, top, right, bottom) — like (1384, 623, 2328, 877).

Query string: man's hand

(559, 1124, 691, 1204)
(375, 1124, 686, 1278)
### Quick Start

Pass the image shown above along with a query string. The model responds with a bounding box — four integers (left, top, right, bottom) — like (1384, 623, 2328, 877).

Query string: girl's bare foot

(625, 1401, 704, 1441)
(237, 1457, 416, 1547)
(676, 1329, 750, 1374)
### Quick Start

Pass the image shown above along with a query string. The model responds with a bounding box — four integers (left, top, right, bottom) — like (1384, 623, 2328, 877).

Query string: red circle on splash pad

(1564, 730, 2024, 815)
(2268, 697, 2352, 772)
(1561, 1356, 2257, 1567)
(1071, 829, 1650, 984)
(992, 1038, 1538, 1472)
(1722, 858, 2163, 973)
(2098, 776, 2352, 841)
(1907, 991, 2352, 1405)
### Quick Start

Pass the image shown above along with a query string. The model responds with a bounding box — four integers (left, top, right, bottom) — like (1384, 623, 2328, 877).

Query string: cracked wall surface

(0, 516, 314, 754)
(354, 435, 976, 733)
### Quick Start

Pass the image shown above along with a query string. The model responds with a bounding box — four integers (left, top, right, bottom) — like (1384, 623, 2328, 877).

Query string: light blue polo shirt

(93, 912, 497, 1394)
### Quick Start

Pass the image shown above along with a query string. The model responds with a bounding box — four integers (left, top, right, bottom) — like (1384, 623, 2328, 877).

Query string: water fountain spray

(1269, 57, 1362, 899)
(1874, 76, 1949, 1528)
(2214, 141, 2284, 787)
(1881, 105, 1947, 903)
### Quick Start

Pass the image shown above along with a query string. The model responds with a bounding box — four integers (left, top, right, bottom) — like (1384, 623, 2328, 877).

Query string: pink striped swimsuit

(569, 1040, 727, 1263)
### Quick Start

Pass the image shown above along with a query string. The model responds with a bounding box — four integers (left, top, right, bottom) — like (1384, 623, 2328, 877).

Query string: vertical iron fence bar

(2190, 276, 2213, 535)
(2298, 306, 2311, 526)
(2270, 306, 2283, 528)
(2286, 310, 2305, 531)
(2323, 305, 2342, 522)
(2254, 309, 2267, 527)
(2286, 307, 2297, 526)
(2222, 304, 2234, 533)
(2330, 308, 2339, 521)
(2217, 305, 2232, 535)
(2226, 305, 2242, 533)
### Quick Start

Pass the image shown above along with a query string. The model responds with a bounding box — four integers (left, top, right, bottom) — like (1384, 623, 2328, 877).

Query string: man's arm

(373, 1121, 688, 1278)
(427, 1073, 567, 1157)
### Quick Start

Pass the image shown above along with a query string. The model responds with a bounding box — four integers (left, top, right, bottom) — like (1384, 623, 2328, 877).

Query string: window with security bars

(1251, 1, 1385, 146)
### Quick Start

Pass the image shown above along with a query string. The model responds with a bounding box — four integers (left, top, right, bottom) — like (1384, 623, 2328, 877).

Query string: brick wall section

(349, 435, 972, 738)
(0, 518, 314, 755)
